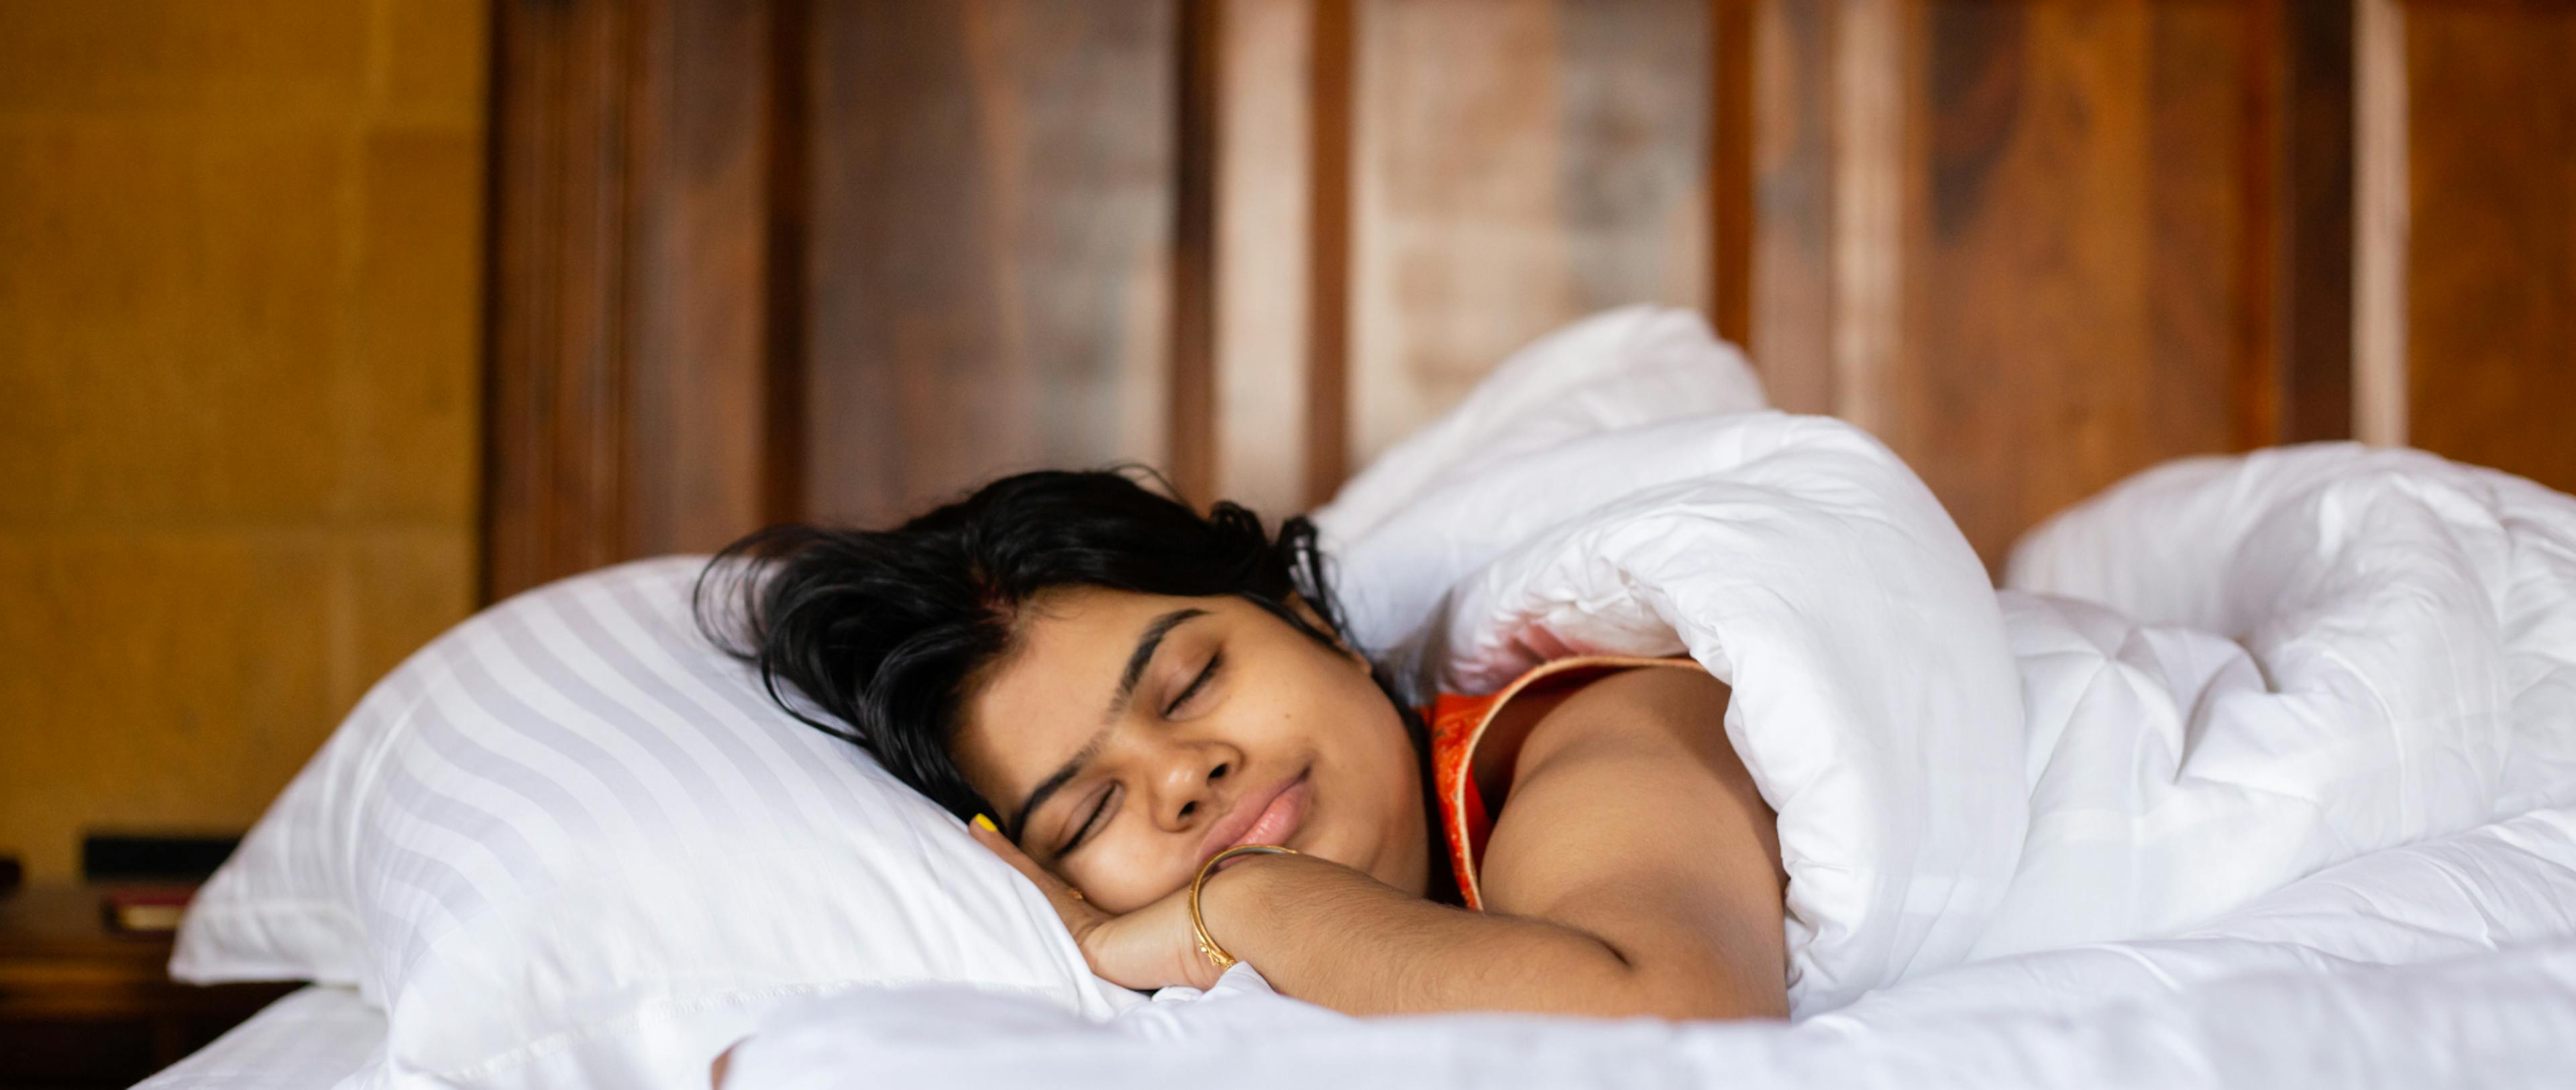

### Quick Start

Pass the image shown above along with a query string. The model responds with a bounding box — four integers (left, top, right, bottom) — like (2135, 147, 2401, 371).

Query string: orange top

(1420, 653, 1709, 911)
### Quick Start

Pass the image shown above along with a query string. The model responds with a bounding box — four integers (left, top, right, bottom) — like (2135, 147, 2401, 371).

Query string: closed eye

(1062, 787, 1114, 855)
(1164, 649, 1223, 717)
(1063, 650, 1224, 855)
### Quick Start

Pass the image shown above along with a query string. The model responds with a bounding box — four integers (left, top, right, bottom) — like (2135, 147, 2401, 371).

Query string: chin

(1297, 816, 1394, 887)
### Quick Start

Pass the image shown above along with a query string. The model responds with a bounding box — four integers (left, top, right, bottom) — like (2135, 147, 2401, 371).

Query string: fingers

(965, 814, 1043, 879)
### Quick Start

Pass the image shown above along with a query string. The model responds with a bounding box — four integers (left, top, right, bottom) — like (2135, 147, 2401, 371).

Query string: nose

(1152, 741, 1238, 834)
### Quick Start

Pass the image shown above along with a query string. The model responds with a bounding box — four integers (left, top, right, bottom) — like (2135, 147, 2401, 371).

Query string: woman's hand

(966, 818, 1226, 992)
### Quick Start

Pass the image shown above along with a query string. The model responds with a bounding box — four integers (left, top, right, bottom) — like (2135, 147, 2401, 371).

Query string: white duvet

(724, 309, 2576, 1087)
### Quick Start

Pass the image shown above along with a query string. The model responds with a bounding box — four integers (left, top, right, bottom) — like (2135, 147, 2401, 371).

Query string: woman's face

(951, 586, 1430, 914)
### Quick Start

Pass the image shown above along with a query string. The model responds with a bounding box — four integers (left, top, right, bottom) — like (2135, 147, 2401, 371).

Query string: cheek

(1314, 680, 1416, 822)
(1068, 834, 1181, 913)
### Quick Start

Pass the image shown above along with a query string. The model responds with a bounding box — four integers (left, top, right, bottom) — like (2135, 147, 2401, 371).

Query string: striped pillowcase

(172, 557, 1126, 1086)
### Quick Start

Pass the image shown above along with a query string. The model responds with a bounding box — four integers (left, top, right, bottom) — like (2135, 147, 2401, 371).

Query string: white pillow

(174, 557, 1132, 1087)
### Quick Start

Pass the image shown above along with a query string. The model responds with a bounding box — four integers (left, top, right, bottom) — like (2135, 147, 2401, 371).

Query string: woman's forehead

(1014, 585, 1210, 649)
(960, 589, 1216, 761)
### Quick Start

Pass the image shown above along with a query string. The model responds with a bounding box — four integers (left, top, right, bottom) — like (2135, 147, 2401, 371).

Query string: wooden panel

(1307, 0, 1356, 506)
(2273, 0, 2353, 443)
(1834, 0, 1907, 435)
(800, 0, 1176, 528)
(2355, 0, 2408, 445)
(1886, 0, 2278, 565)
(474, 0, 2576, 587)
(2402, 1, 2576, 494)
(1346, 0, 1711, 467)
(1746, 0, 2361, 565)
(1745, 0, 1841, 415)
(484, 0, 794, 600)
(1214, 0, 1315, 519)
(484, 0, 634, 597)
(1709, 0, 1755, 348)
(1173, 0, 1223, 507)
(623, 0, 802, 557)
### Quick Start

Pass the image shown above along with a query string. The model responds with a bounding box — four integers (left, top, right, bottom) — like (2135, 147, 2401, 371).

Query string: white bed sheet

(721, 803, 2576, 1089)
(136, 985, 384, 1090)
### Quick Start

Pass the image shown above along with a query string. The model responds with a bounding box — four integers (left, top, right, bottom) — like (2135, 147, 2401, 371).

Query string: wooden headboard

(482, 0, 2576, 601)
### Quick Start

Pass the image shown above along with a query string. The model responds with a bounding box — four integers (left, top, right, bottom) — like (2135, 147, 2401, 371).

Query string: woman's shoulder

(1478, 661, 1773, 914)
(1474, 658, 1784, 1016)
(1424, 654, 1725, 911)
(1507, 659, 1732, 784)
(1427, 655, 1710, 810)
(1427, 655, 1706, 743)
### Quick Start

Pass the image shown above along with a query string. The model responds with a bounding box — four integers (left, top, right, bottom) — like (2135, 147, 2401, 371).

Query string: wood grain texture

(486, 0, 801, 600)
(1172, 0, 1223, 508)
(2272, 0, 2353, 443)
(2402, 1, 2576, 494)
(800, 0, 1176, 528)
(1747, 0, 1838, 413)
(621, 0, 798, 559)
(1710, 0, 1755, 348)
(2355, 0, 2408, 446)
(1834, 0, 1906, 435)
(1215, 0, 1315, 520)
(1346, 0, 1710, 468)
(1889, 0, 2277, 566)
(484, 0, 633, 598)
(1307, 0, 1356, 508)
(762, 0, 813, 528)
(478, 0, 2576, 598)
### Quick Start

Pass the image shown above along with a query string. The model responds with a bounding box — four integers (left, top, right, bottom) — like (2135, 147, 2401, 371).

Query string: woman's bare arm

(1199, 667, 1785, 1019)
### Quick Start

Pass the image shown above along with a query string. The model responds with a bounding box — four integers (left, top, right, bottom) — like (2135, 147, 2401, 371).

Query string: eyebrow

(1006, 606, 1208, 846)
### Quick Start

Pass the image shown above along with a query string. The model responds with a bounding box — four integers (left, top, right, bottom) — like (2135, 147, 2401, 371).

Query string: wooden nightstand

(0, 885, 297, 1089)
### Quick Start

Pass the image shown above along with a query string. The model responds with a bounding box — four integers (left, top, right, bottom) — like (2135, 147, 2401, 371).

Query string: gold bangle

(1187, 842, 1299, 973)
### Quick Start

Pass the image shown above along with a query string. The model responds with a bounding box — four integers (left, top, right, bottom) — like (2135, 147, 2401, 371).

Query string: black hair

(694, 464, 1460, 906)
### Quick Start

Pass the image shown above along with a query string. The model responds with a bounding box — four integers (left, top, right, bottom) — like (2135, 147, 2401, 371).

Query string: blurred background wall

(478, 0, 2576, 601)
(0, 1, 489, 881)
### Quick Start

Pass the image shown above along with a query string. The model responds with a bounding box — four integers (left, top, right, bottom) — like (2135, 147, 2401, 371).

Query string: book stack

(100, 886, 195, 932)
(81, 831, 239, 933)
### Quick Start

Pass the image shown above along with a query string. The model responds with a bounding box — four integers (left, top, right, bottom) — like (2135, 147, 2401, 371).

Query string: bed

(142, 0, 2576, 1083)
(144, 307, 2576, 1088)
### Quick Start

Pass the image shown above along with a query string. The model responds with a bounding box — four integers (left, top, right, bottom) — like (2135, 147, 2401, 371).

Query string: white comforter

(727, 808, 2576, 1089)
(725, 309, 2576, 1087)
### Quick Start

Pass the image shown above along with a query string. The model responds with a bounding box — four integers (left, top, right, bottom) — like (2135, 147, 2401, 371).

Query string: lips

(1199, 767, 1310, 865)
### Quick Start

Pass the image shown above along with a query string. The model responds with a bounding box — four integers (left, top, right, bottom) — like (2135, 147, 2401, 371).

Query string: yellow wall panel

(0, 1, 370, 114)
(0, 534, 338, 875)
(348, 128, 486, 525)
(0, 0, 487, 881)
(379, 0, 492, 125)
(0, 124, 352, 523)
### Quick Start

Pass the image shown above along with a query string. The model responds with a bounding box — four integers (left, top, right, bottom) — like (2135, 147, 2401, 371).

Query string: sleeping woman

(700, 467, 1788, 1020)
